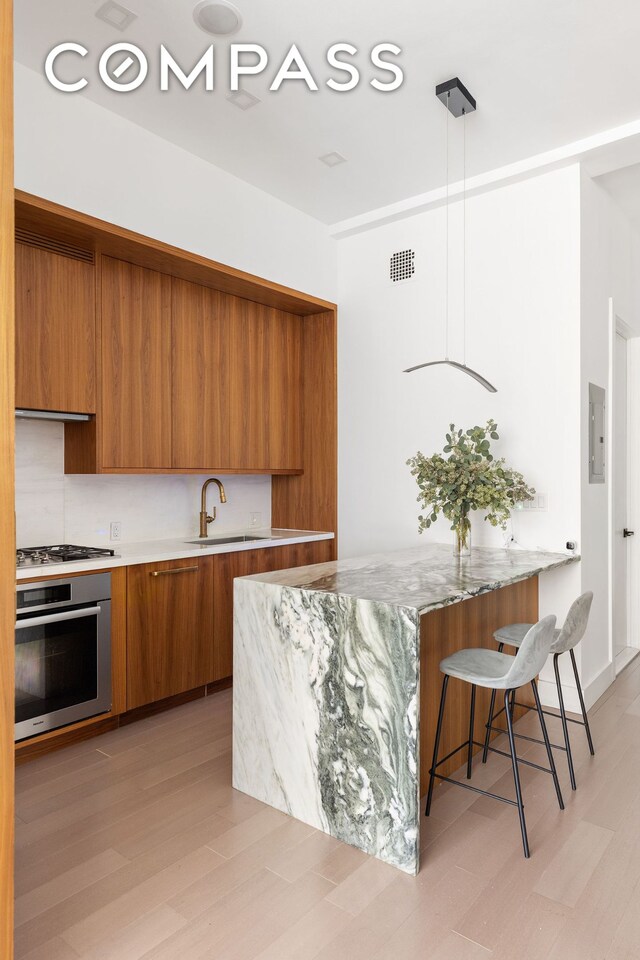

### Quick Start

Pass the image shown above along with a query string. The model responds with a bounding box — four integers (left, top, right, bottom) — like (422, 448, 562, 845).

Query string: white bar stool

(425, 615, 563, 858)
(482, 592, 594, 791)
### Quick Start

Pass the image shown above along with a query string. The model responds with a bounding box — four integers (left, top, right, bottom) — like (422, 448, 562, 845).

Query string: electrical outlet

(521, 494, 548, 512)
(110, 521, 122, 541)
(249, 512, 262, 528)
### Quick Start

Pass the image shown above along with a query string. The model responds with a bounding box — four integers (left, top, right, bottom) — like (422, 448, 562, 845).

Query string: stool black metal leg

(467, 684, 476, 779)
(532, 680, 564, 811)
(504, 688, 529, 858)
(482, 642, 504, 763)
(570, 648, 595, 756)
(425, 675, 449, 816)
(554, 653, 577, 791)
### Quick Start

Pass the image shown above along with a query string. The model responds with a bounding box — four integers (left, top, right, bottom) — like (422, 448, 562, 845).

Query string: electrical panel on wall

(589, 382, 606, 484)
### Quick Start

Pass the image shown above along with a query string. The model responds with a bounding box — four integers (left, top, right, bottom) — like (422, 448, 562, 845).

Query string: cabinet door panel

(265, 311, 303, 470)
(15, 243, 95, 413)
(127, 557, 214, 709)
(171, 279, 230, 469)
(227, 299, 269, 469)
(172, 283, 303, 472)
(101, 258, 172, 469)
(212, 540, 334, 681)
(227, 302, 303, 471)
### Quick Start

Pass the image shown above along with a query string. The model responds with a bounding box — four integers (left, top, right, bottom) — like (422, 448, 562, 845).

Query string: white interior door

(613, 331, 631, 666)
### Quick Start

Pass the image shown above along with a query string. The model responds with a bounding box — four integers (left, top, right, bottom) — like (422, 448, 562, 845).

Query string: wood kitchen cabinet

(171, 278, 303, 471)
(15, 240, 96, 413)
(227, 299, 303, 471)
(171, 279, 230, 469)
(101, 257, 172, 469)
(126, 556, 214, 710)
(17, 192, 337, 544)
(212, 539, 334, 681)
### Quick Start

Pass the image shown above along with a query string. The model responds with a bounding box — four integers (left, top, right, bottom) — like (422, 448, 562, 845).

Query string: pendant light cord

(462, 107, 466, 367)
(445, 92, 449, 362)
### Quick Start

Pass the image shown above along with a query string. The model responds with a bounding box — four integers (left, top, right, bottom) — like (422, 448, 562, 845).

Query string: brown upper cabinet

(15, 193, 336, 514)
(67, 262, 304, 473)
(15, 240, 96, 414)
(172, 279, 302, 471)
(171, 279, 230, 470)
(101, 257, 172, 469)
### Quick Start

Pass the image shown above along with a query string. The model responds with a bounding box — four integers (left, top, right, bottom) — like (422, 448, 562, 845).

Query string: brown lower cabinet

(126, 556, 214, 710)
(127, 540, 334, 710)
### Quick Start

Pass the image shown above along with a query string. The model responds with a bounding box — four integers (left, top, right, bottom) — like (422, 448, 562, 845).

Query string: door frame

(0, 0, 15, 953)
(611, 306, 640, 670)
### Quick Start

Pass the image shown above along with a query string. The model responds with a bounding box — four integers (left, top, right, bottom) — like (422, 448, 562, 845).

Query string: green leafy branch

(406, 419, 535, 536)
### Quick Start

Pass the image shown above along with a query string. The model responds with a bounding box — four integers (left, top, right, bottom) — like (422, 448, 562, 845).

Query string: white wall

(337, 166, 583, 558)
(15, 419, 271, 548)
(13, 63, 336, 301)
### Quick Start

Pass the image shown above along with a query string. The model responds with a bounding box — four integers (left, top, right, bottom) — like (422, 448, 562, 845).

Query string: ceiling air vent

(16, 229, 95, 264)
(389, 248, 415, 284)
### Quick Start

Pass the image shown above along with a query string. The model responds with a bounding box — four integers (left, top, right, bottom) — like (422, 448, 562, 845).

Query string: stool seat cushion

(440, 647, 517, 689)
(494, 623, 561, 650)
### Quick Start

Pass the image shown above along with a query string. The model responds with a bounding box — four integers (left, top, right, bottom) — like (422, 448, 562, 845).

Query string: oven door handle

(15, 606, 102, 630)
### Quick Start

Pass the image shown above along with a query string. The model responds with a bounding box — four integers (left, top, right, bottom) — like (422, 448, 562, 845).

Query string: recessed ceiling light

(193, 0, 242, 36)
(95, 0, 137, 31)
(226, 90, 261, 111)
(319, 152, 347, 168)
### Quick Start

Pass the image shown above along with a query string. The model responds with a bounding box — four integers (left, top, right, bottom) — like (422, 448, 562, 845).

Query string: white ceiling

(14, 0, 640, 224)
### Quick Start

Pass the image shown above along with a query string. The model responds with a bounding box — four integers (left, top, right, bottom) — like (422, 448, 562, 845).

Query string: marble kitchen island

(232, 544, 578, 875)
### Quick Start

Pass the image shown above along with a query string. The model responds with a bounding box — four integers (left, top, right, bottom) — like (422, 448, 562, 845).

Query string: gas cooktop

(16, 544, 118, 568)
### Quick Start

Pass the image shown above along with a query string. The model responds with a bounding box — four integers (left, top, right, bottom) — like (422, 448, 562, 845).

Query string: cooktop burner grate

(16, 544, 118, 567)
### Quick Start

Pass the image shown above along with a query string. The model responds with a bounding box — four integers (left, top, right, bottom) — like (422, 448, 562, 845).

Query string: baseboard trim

(538, 661, 615, 714)
(584, 662, 616, 709)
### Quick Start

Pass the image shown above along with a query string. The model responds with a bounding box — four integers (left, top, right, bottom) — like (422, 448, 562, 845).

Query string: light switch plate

(519, 495, 548, 513)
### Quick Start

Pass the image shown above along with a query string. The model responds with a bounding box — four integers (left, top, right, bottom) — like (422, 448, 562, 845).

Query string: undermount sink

(185, 535, 270, 546)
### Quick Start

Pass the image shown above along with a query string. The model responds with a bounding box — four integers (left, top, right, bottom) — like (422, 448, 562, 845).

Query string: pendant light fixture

(404, 77, 497, 393)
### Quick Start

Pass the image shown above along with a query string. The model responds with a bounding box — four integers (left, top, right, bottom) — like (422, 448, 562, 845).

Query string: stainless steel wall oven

(15, 572, 112, 741)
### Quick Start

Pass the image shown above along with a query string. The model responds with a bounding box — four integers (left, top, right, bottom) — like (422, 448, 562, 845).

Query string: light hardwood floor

(14, 658, 640, 960)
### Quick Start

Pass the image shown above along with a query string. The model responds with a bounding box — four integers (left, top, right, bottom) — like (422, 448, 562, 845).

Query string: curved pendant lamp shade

(405, 78, 497, 393)
(403, 359, 497, 392)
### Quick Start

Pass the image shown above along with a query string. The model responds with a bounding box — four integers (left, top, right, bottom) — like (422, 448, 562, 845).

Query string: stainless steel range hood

(15, 409, 91, 423)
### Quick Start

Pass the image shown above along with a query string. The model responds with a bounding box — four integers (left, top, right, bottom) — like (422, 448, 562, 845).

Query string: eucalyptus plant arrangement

(407, 419, 535, 555)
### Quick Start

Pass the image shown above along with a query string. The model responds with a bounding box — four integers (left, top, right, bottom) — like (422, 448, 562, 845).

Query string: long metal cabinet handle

(16, 606, 101, 629)
(150, 566, 198, 577)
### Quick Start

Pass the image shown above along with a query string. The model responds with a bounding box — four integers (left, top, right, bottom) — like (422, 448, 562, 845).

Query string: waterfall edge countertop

(232, 544, 580, 877)
(236, 543, 580, 613)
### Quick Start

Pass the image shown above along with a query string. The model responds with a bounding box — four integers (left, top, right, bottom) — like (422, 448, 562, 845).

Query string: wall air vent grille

(390, 249, 415, 283)
(15, 229, 95, 264)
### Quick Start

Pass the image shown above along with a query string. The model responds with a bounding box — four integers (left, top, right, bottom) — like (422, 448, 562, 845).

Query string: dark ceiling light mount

(435, 77, 476, 117)
(404, 77, 497, 394)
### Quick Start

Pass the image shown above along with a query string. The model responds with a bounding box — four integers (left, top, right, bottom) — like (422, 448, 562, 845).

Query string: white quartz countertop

(16, 529, 334, 580)
(240, 543, 579, 615)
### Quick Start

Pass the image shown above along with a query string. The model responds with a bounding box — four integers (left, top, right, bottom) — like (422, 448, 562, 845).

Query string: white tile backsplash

(15, 419, 65, 546)
(15, 420, 272, 548)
